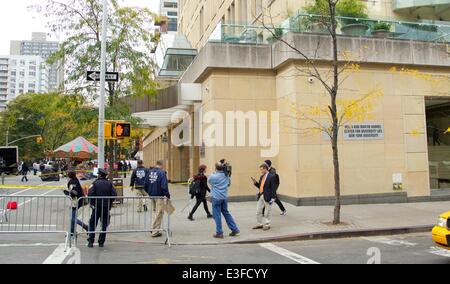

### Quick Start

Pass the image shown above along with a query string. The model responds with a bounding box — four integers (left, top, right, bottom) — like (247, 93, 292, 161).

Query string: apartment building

(134, 0, 450, 204)
(10, 32, 63, 92)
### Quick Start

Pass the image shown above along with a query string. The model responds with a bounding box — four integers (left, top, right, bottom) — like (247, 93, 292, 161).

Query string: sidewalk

(109, 182, 450, 245)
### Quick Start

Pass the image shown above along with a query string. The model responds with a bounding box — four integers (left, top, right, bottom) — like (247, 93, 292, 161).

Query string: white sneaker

(280, 211, 287, 216)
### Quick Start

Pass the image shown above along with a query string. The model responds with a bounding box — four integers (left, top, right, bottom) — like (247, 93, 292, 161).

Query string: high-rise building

(0, 57, 9, 111)
(10, 32, 63, 92)
(160, 0, 178, 32)
(0, 55, 50, 111)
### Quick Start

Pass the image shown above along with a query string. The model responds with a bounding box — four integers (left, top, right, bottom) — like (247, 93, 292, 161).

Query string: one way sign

(87, 71, 119, 82)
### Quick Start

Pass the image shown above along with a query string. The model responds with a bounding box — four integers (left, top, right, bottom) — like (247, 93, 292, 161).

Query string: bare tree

(256, 0, 364, 224)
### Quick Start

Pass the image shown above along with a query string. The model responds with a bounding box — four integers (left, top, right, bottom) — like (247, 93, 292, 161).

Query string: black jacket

(192, 173, 210, 199)
(88, 177, 117, 209)
(270, 168, 280, 192)
(66, 178, 85, 209)
(254, 172, 277, 203)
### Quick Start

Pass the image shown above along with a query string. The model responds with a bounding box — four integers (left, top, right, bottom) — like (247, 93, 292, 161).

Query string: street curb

(108, 225, 435, 246)
(229, 225, 435, 245)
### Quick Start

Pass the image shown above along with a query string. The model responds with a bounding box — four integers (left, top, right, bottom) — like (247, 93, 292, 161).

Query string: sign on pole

(87, 71, 119, 82)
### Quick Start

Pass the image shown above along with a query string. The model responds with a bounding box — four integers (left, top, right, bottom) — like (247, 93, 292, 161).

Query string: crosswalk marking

(260, 243, 320, 264)
(428, 246, 450, 258)
(362, 236, 418, 247)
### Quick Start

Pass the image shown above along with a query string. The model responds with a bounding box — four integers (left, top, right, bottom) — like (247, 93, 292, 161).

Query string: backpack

(189, 178, 201, 196)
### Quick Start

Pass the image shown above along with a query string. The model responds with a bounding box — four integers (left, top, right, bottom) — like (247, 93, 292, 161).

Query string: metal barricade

(75, 196, 172, 247)
(0, 194, 72, 249)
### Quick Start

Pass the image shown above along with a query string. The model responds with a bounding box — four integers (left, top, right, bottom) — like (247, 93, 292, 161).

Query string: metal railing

(74, 196, 172, 247)
(217, 14, 450, 45)
(0, 194, 173, 250)
(0, 195, 72, 248)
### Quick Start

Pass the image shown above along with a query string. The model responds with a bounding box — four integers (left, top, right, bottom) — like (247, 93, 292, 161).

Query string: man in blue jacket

(208, 163, 240, 239)
(145, 160, 170, 238)
(130, 160, 148, 213)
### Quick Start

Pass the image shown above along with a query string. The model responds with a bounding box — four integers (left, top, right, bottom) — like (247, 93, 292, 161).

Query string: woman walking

(188, 165, 213, 221)
(65, 171, 89, 237)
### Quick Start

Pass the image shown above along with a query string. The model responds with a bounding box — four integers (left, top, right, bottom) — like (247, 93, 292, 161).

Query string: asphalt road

(0, 232, 448, 264)
(0, 175, 449, 264)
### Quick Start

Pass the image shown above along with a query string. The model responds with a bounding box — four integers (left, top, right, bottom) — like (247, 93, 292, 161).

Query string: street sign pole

(98, 0, 108, 170)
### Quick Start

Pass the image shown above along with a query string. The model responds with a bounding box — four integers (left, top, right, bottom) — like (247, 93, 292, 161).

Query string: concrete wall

(275, 63, 450, 200)
(179, 34, 450, 202)
(199, 69, 278, 197)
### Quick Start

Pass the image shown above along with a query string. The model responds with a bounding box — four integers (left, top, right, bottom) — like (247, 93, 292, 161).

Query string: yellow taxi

(432, 211, 450, 249)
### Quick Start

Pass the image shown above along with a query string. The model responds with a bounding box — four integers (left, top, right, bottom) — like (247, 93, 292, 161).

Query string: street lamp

(5, 117, 24, 146)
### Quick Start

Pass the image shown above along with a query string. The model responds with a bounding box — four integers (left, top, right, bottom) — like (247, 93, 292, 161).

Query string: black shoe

(99, 243, 104, 248)
(87, 242, 94, 248)
(207, 214, 213, 219)
(188, 215, 194, 221)
(229, 231, 241, 237)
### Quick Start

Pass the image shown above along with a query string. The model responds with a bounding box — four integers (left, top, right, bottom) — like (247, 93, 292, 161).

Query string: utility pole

(98, 0, 108, 170)
(5, 125, 9, 146)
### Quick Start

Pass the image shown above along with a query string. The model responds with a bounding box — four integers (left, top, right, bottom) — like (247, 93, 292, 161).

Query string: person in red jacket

(188, 165, 213, 221)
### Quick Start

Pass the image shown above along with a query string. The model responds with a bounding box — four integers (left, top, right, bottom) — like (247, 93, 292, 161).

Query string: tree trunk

(332, 115, 341, 225)
(329, 2, 341, 225)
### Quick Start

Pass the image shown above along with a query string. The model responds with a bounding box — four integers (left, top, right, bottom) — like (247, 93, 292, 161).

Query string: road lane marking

(0, 243, 60, 247)
(0, 182, 59, 201)
(16, 188, 60, 208)
(362, 237, 417, 247)
(259, 243, 320, 264)
(428, 246, 450, 258)
(0, 224, 57, 227)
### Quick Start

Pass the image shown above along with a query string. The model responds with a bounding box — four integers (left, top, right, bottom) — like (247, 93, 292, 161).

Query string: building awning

(132, 105, 190, 127)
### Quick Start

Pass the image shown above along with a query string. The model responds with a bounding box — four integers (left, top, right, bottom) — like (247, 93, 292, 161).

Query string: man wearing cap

(145, 160, 171, 238)
(87, 168, 117, 248)
(264, 160, 287, 216)
(252, 164, 277, 231)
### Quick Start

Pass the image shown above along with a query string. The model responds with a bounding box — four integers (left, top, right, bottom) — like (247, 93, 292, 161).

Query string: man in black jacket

(87, 169, 117, 248)
(264, 160, 287, 216)
(252, 164, 277, 231)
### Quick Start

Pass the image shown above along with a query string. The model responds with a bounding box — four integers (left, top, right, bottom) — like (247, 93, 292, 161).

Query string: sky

(0, 0, 160, 55)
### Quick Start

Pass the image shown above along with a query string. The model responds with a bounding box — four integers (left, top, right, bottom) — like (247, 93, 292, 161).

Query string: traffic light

(115, 122, 131, 139)
(104, 122, 113, 139)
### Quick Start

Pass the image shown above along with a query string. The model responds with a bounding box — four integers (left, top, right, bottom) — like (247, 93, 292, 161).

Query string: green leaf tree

(33, 0, 158, 108)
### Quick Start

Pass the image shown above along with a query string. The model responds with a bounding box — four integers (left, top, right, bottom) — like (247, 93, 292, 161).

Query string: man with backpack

(130, 160, 149, 213)
(188, 165, 213, 221)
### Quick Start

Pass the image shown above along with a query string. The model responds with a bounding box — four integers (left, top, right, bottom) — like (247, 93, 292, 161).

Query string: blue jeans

(212, 198, 239, 235)
(70, 207, 88, 237)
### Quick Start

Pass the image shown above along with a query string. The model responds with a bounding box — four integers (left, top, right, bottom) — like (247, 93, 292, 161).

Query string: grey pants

(257, 195, 272, 226)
